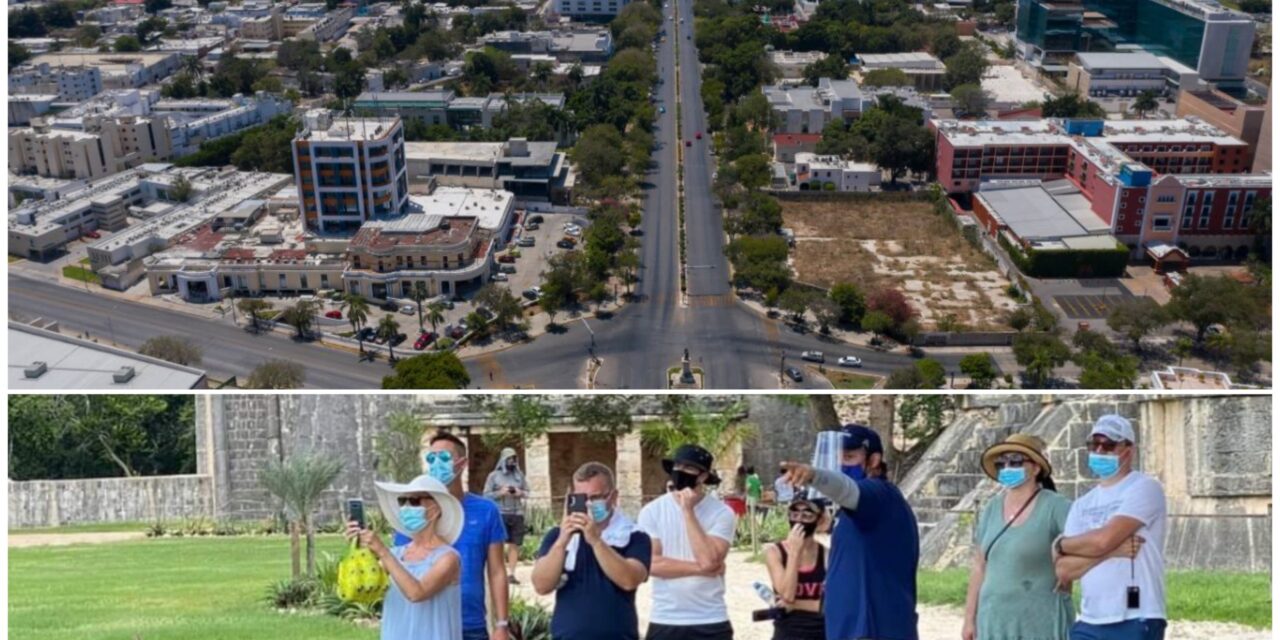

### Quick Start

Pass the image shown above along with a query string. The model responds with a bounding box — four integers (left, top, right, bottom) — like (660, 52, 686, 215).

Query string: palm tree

(238, 299, 273, 332)
(1133, 90, 1159, 119)
(259, 453, 344, 578)
(409, 282, 430, 332)
(426, 302, 445, 336)
(378, 315, 401, 362)
(343, 293, 370, 353)
(639, 400, 756, 462)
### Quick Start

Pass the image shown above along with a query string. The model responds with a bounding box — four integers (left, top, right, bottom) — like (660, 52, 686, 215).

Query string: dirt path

(8, 531, 146, 548)
(512, 549, 1269, 640)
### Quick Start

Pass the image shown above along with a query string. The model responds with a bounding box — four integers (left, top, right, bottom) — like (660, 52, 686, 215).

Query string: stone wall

(8, 475, 213, 528)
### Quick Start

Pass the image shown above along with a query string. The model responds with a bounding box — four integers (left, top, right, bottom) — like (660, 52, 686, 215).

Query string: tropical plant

(376, 411, 426, 482)
(639, 401, 754, 463)
(378, 315, 401, 362)
(259, 453, 344, 578)
(409, 282, 429, 331)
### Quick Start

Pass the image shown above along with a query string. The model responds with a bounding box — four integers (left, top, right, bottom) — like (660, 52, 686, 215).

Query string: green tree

(282, 300, 318, 340)
(1106, 297, 1168, 352)
(950, 83, 990, 117)
(138, 336, 203, 367)
(863, 310, 894, 341)
(426, 302, 446, 336)
(10, 8, 47, 38)
(943, 43, 988, 90)
(1172, 336, 1193, 366)
(1009, 308, 1032, 332)
(802, 54, 849, 87)
(376, 412, 427, 483)
(869, 116, 933, 183)
(828, 282, 866, 327)
(9, 42, 32, 69)
(573, 124, 628, 191)
(237, 298, 273, 332)
(1012, 332, 1071, 388)
(1167, 274, 1266, 341)
(382, 352, 472, 389)
(639, 401, 754, 462)
(378, 315, 402, 361)
(474, 284, 523, 332)
(1076, 351, 1139, 389)
(259, 453, 343, 578)
(343, 294, 371, 353)
(169, 174, 194, 203)
(734, 153, 773, 191)
(959, 353, 998, 388)
(916, 358, 946, 388)
(778, 288, 812, 322)
(861, 68, 911, 87)
(409, 282, 430, 331)
(1132, 90, 1159, 119)
(247, 360, 305, 389)
(1040, 92, 1106, 118)
(114, 35, 143, 52)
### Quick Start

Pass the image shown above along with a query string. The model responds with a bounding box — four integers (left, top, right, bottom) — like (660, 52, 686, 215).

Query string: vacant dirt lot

(782, 198, 1018, 331)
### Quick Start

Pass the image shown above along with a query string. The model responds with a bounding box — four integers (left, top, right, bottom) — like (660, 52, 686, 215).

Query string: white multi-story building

(9, 64, 103, 102)
(793, 153, 882, 192)
(292, 110, 410, 233)
(555, 0, 630, 19)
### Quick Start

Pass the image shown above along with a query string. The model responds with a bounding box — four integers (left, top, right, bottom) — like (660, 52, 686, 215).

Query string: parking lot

(497, 210, 590, 304)
(1052, 293, 1133, 319)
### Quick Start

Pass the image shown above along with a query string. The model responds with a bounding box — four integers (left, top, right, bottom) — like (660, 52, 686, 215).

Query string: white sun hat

(374, 474, 463, 543)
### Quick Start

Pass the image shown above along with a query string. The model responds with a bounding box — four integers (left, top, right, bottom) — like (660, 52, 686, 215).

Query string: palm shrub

(260, 453, 344, 578)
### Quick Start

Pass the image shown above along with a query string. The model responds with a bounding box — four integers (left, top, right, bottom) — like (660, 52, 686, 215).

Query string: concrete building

(291, 110, 410, 233)
(1066, 51, 1200, 97)
(768, 50, 827, 80)
(9, 321, 208, 390)
(354, 91, 566, 132)
(856, 51, 946, 91)
(23, 52, 181, 89)
(404, 138, 572, 202)
(793, 153, 882, 192)
(972, 179, 1117, 250)
(8, 94, 59, 126)
(771, 133, 822, 163)
(480, 29, 614, 64)
(1176, 88, 1268, 169)
(763, 78, 864, 134)
(9, 118, 172, 180)
(344, 186, 516, 300)
(555, 0, 630, 19)
(8, 63, 103, 102)
(1254, 97, 1271, 174)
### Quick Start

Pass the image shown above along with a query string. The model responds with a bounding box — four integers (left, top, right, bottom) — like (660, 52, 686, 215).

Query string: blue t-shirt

(393, 493, 507, 631)
(825, 478, 920, 640)
(536, 527, 652, 640)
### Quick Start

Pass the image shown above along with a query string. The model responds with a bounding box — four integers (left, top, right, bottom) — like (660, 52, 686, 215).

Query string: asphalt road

(7, 1, 971, 390)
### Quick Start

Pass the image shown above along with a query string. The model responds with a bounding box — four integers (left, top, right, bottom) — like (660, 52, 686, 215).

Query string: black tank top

(775, 543, 827, 601)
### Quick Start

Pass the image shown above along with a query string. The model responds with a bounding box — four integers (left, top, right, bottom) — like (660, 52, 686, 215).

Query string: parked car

(325, 310, 342, 319)
(413, 331, 436, 350)
(528, 214, 544, 224)
(522, 287, 542, 300)
(491, 272, 509, 282)
(801, 350, 824, 363)
(499, 264, 517, 274)
(785, 366, 804, 382)
(83, 230, 102, 239)
(380, 300, 399, 312)
(556, 239, 576, 249)
(565, 227, 582, 237)
(390, 332, 408, 346)
(837, 356, 863, 368)
(524, 221, 540, 230)
(498, 254, 517, 263)
(518, 236, 536, 247)
(448, 325, 466, 339)
(399, 304, 415, 316)
(356, 327, 377, 342)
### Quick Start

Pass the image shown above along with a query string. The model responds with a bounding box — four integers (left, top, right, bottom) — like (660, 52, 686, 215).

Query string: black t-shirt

(536, 527, 653, 640)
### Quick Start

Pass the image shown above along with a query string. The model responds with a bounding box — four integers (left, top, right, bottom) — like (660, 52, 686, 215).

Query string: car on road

(801, 350, 824, 363)
(556, 239, 576, 249)
(413, 331, 436, 350)
(83, 230, 102, 239)
(837, 356, 863, 368)
(686, 34, 690, 39)
(517, 236, 535, 247)
(685, 140, 692, 147)
(695, 131, 702, 140)
(785, 366, 804, 382)
(659, 106, 666, 113)
(491, 272, 509, 282)
(522, 286, 542, 300)
(399, 304, 415, 315)
(325, 310, 342, 319)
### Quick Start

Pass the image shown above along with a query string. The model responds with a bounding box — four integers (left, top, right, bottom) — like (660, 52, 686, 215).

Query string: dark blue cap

(841, 424, 883, 455)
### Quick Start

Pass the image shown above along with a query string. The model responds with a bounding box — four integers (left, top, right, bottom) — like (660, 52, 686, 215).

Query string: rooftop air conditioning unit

(113, 366, 137, 383)
(24, 361, 48, 379)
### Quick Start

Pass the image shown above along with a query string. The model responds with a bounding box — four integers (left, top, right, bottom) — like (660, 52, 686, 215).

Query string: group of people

(347, 414, 1169, 640)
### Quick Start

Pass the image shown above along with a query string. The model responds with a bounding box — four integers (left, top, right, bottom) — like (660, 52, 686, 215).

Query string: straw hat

(374, 474, 463, 543)
(981, 434, 1052, 482)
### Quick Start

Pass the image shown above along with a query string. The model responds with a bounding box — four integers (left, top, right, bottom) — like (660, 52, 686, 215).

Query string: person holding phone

(780, 424, 919, 640)
(484, 447, 530, 585)
(638, 444, 737, 640)
(530, 462, 652, 640)
(762, 496, 831, 640)
(962, 434, 1076, 640)
(346, 474, 463, 640)
(1053, 416, 1167, 640)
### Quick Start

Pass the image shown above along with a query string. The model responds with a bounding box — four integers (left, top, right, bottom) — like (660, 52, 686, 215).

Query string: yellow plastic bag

(337, 539, 389, 605)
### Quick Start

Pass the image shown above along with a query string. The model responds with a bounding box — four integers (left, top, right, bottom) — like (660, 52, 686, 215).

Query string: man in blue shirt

(394, 431, 511, 640)
(782, 424, 920, 640)
(531, 461, 652, 640)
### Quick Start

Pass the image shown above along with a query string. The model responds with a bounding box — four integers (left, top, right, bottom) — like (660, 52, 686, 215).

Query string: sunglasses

(788, 508, 820, 523)
(397, 495, 433, 507)
(1086, 438, 1125, 453)
(424, 451, 453, 465)
(994, 454, 1028, 470)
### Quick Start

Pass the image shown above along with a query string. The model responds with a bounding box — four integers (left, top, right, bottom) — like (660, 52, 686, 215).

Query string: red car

(498, 254, 516, 263)
(325, 310, 342, 319)
(83, 230, 101, 239)
(413, 331, 436, 350)
(695, 131, 702, 140)
(684, 140, 692, 147)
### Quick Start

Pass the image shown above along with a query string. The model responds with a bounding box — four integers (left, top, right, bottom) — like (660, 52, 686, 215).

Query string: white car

(565, 227, 582, 237)
(801, 350, 824, 363)
(399, 304, 416, 316)
(491, 272, 509, 282)
(837, 356, 863, 368)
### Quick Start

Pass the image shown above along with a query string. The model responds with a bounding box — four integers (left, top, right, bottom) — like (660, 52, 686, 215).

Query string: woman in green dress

(962, 434, 1074, 640)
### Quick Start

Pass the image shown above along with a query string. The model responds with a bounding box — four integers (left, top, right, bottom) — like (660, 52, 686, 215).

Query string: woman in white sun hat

(346, 474, 464, 640)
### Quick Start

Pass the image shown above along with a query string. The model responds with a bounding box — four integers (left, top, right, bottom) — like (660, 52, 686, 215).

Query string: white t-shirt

(637, 492, 738, 625)
(774, 476, 795, 503)
(1063, 471, 1168, 624)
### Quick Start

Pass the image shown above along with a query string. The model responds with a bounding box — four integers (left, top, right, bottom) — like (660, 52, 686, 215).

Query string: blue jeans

(1070, 619, 1167, 640)
(463, 629, 490, 640)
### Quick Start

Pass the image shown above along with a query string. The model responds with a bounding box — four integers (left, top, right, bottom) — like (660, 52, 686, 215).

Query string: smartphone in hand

(347, 499, 365, 529)
(566, 493, 589, 515)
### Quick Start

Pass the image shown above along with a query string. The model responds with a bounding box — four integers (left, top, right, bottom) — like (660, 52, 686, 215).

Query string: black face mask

(505, 461, 516, 471)
(790, 519, 819, 537)
(670, 470, 700, 491)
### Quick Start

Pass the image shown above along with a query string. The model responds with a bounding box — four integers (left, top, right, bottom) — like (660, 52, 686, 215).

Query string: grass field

(917, 568, 1271, 629)
(822, 369, 880, 389)
(61, 265, 100, 284)
(9, 535, 374, 640)
(10, 522, 151, 535)
(781, 198, 1017, 331)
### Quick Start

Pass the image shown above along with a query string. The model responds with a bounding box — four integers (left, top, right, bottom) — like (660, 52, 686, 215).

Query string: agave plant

(508, 598, 553, 640)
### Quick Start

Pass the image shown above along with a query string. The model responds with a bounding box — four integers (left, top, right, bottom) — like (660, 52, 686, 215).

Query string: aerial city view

(7, 0, 1273, 389)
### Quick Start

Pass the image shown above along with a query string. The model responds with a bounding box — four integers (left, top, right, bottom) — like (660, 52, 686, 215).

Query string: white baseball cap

(1090, 415, 1135, 443)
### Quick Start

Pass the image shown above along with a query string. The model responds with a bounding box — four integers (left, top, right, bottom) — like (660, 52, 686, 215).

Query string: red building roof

(773, 133, 823, 146)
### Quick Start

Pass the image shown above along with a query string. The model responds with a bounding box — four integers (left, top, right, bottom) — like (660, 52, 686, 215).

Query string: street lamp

(779, 351, 786, 386)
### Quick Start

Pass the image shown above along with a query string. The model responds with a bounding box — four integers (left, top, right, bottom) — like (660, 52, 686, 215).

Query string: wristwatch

(1053, 534, 1065, 557)
(495, 619, 510, 629)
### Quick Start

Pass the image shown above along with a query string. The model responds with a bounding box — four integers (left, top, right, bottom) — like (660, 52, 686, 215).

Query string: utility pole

(778, 351, 786, 386)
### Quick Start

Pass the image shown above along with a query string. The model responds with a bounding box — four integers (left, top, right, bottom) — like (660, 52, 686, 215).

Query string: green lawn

(9, 535, 374, 640)
(62, 265, 100, 284)
(918, 568, 1271, 629)
(79, 257, 92, 265)
(824, 370, 880, 389)
(10, 521, 151, 535)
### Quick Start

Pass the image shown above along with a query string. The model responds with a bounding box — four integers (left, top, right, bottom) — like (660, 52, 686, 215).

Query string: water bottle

(752, 580, 777, 605)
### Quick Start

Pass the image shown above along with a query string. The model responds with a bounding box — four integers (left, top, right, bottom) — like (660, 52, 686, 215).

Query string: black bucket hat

(661, 444, 722, 485)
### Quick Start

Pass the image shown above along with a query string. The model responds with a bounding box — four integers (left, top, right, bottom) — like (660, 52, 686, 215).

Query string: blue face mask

(589, 499, 610, 523)
(997, 467, 1028, 488)
(399, 506, 429, 533)
(841, 464, 866, 481)
(425, 451, 456, 486)
(1088, 453, 1120, 479)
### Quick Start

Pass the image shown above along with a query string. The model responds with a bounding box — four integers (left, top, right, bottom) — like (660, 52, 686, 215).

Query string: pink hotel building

(933, 118, 1270, 260)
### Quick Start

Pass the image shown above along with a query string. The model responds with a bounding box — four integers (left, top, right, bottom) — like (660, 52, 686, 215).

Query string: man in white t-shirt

(638, 444, 738, 640)
(1053, 415, 1168, 640)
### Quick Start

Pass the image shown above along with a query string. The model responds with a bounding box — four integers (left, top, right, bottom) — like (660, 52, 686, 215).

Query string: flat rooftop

(9, 322, 207, 389)
(29, 51, 174, 74)
(404, 140, 558, 167)
(1075, 51, 1165, 70)
(304, 117, 399, 142)
(976, 179, 1110, 240)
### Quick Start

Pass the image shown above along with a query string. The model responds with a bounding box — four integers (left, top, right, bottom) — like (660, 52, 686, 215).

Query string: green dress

(974, 489, 1074, 640)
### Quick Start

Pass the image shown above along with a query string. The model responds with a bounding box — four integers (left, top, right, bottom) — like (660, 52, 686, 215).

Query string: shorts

(501, 513, 526, 545)
(646, 621, 734, 640)
(1070, 619, 1167, 640)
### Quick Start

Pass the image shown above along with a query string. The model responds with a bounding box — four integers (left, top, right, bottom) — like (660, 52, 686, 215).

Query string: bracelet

(495, 619, 509, 628)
